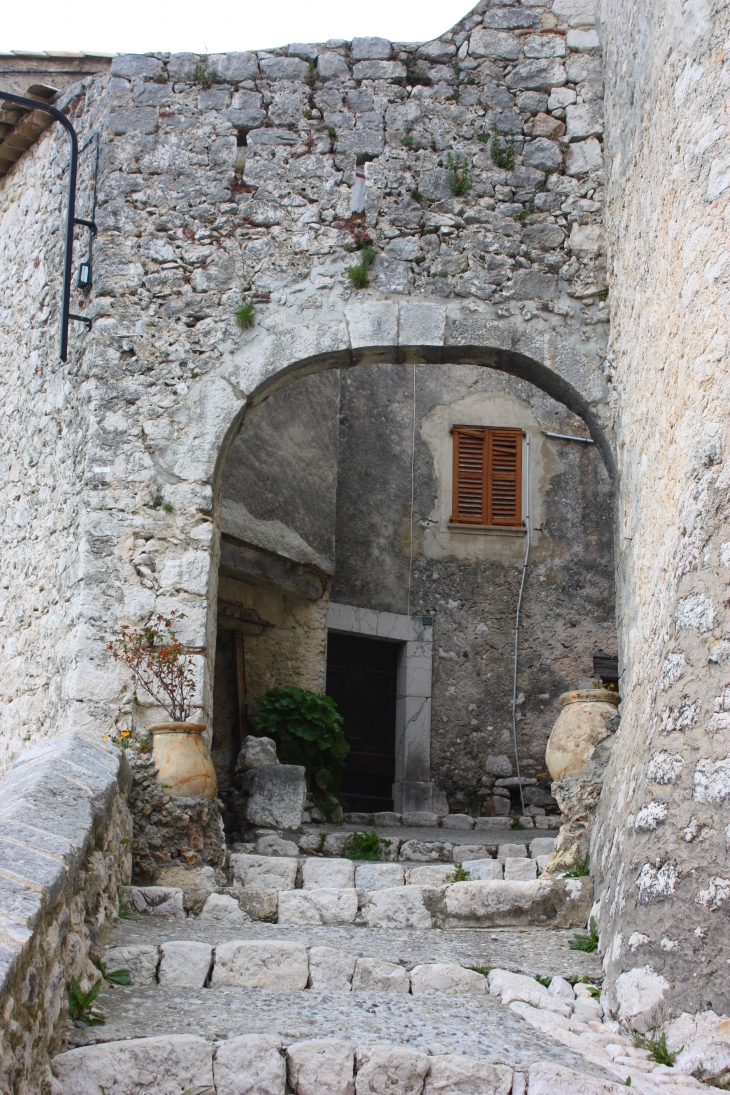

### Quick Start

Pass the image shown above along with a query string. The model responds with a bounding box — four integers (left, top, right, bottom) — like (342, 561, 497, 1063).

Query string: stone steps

(53, 918, 703, 1095)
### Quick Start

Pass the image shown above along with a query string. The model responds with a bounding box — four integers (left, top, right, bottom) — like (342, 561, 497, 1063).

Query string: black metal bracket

(0, 90, 89, 361)
(74, 216, 97, 233)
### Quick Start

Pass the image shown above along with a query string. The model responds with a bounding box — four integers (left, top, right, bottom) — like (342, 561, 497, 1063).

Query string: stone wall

(0, 1, 612, 779)
(332, 361, 615, 812)
(592, 0, 730, 1021)
(0, 734, 132, 1095)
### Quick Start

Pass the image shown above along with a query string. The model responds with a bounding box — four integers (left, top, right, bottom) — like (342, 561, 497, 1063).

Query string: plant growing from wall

(342, 830, 391, 861)
(565, 853, 590, 878)
(250, 686, 349, 791)
(347, 245, 375, 290)
(194, 64, 217, 90)
(632, 1030, 681, 1068)
(108, 612, 196, 723)
(236, 300, 255, 329)
(489, 126, 516, 170)
(446, 152, 470, 196)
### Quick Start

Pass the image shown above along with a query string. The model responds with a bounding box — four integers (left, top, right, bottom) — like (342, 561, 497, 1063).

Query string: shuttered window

(451, 426, 523, 526)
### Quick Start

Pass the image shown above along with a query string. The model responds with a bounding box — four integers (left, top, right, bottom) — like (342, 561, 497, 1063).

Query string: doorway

(326, 632, 399, 812)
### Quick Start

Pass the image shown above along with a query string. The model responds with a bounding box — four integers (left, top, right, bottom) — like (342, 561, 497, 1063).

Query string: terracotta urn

(545, 689, 620, 783)
(149, 722, 217, 798)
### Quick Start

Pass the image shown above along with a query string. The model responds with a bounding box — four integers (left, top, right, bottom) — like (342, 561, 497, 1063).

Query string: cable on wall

(510, 434, 530, 817)
(407, 363, 417, 618)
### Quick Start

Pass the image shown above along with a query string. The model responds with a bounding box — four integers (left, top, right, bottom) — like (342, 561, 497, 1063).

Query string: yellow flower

(120, 730, 130, 738)
(103, 735, 109, 740)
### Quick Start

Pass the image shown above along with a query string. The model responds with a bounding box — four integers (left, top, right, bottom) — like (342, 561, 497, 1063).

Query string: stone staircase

(49, 827, 707, 1095)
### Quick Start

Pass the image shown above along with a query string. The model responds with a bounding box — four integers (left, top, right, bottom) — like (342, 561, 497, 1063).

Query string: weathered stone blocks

(354, 863, 405, 890)
(287, 1039, 355, 1095)
(302, 857, 355, 889)
(230, 854, 298, 892)
(212, 940, 309, 989)
(360, 885, 434, 929)
(354, 1045, 430, 1095)
(51, 1035, 214, 1095)
(411, 963, 487, 996)
(352, 957, 411, 993)
(158, 941, 213, 988)
(278, 889, 359, 925)
(423, 1056, 513, 1095)
(242, 764, 307, 830)
(308, 945, 356, 991)
(214, 1034, 286, 1095)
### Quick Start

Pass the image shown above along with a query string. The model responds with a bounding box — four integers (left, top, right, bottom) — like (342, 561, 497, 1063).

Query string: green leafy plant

(194, 64, 217, 90)
(570, 916, 599, 952)
(598, 288, 609, 301)
(311, 790, 341, 821)
(633, 1030, 681, 1068)
(250, 686, 349, 791)
(477, 131, 490, 144)
(490, 126, 516, 170)
(625, 1080, 631, 1088)
(446, 152, 470, 196)
(236, 300, 255, 329)
(68, 977, 105, 1026)
(317, 831, 327, 852)
(410, 188, 424, 202)
(405, 58, 432, 87)
(347, 264, 369, 289)
(513, 200, 535, 223)
(401, 134, 414, 149)
(343, 830, 391, 861)
(96, 961, 132, 986)
(162, 501, 174, 513)
(565, 854, 590, 878)
(511, 818, 527, 830)
(470, 966, 491, 977)
(305, 60, 318, 90)
(535, 975, 552, 987)
(108, 612, 196, 723)
(445, 863, 471, 882)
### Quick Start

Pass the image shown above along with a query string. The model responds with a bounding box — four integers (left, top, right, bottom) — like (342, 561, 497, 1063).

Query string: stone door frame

(326, 601, 436, 814)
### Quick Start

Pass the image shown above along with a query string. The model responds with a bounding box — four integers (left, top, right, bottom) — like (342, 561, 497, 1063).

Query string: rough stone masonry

(0, 0, 727, 1036)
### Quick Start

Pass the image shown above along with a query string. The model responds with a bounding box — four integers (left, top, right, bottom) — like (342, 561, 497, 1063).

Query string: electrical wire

(510, 434, 530, 817)
(407, 363, 417, 618)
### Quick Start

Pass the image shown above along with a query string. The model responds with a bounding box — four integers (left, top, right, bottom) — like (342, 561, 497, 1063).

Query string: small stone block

(373, 812, 401, 826)
(51, 1034, 214, 1095)
(406, 864, 452, 886)
(102, 944, 158, 986)
(411, 963, 487, 996)
(401, 812, 440, 827)
(399, 840, 452, 862)
(474, 817, 513, 830)
(462, 859, 503, 881)
(361, 885, 434, 929)
(453, 845, 489, 861)
(287, 1039, 355, 1095)
(497, 843, 528, 861)
(159, 941, 213, 988)
(302, 858, 355, 889)
(255, 834, 300, 857)
(504, 858, 537, 882)
(423, 1055, 513, 1095)
(530, 838, 557, 858)
(344, 812, 374, 825)
(354, 863, 405, 890)
(230, 854, 298, 892)
(352, 956, 410, 993)
(308, 945, 355, 991)
(237, 889, 279, 921)
(125, 886, 185, 918)
(278, 889, 359, 926)
(199, 892, 250, 926)
(441, 814, 475, 829)
(354, 1044, 430, 1095)
(214, 1034, 286, 1095)
(212, 941, 309, 989)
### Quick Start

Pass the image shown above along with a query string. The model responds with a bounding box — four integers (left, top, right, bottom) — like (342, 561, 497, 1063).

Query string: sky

(0, 0, 473, 55)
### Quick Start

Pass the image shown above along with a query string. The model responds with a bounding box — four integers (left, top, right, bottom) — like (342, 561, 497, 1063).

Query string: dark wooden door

(326, 632, 399, 812)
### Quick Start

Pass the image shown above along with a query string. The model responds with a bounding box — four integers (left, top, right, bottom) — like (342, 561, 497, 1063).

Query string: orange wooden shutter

(487, 428, 522, 525)
(452, 427, 487, 523)
(452, 426, 523, 526)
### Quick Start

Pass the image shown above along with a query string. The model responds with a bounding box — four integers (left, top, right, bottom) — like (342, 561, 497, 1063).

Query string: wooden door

(326, 632, 399, 812)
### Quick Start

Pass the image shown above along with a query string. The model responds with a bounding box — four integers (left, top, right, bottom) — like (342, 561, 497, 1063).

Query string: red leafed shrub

(108, 612, 196, 722)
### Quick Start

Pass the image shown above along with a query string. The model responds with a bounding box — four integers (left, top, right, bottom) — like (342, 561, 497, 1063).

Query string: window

(451, 425, 524, 526)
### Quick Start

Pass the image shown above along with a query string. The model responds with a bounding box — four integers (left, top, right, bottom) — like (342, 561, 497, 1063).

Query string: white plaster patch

(628, 932, 649, 951)
(675, 594, 715, 632)
(660, 697, 701, 733)
(615, 965, 670, 1021)
(637, 861, 676, 903)
(693, 755, 730, 804)
(646, 751, 684, 784)
(720, 542, 730, 565)
(696, 876, 730, 911)
(634, 801, 668, 832)
(659, 652, 685, 690)
(660, 937, 679, 951)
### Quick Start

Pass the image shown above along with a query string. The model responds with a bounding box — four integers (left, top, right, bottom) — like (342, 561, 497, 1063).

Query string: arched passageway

(210, 347, 616, 837)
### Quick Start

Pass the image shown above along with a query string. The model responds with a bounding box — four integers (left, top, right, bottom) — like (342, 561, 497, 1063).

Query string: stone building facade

(0, 0, 727, 1030)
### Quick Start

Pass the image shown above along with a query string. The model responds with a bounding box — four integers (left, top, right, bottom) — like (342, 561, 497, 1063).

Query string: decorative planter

(149, 722, 217, 798)
(544, 689, 620, 875)
(545, 689, 620, 782)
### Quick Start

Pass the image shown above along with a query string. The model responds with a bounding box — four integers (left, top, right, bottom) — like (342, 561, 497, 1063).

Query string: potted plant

(108, 613, 217, 798)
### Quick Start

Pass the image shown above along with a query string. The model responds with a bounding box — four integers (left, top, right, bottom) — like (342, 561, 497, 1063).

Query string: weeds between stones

(445, 863, 472, 882)
(235, 300, 255, 329)
(343, 830, 391, 861)
(569, 916, 599, 952)
(565, 854, 591, 878)
(68, 977, 105, 1026)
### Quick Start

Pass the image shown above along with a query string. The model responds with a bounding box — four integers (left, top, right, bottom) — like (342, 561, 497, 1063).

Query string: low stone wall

(0, 734, 132, 1095)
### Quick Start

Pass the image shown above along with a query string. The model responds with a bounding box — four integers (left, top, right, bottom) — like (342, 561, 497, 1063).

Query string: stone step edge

(122, 876, 592, 929)
(236, 830, 558, 862)
(50, 1032, 694, 1095)
(102, 940, 559, 998)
